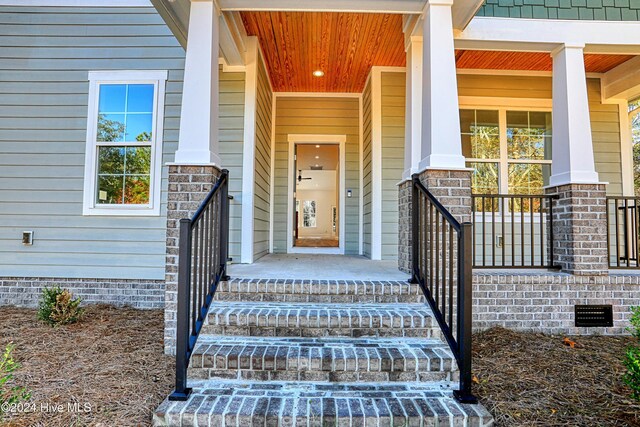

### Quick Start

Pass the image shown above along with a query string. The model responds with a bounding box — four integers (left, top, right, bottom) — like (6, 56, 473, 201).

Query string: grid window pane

(467, 162, 499, 194)
(96, 146, 151, 205)
(460, 109, 500, 159)
(507, 111, 551, 160)
(508, 163, 551, 195)
(96, 83, 154, 143)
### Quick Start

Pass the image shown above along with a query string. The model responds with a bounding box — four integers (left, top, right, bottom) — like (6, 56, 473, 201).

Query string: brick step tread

(215, 279, 424, 303)
(189, 336, 456, 382)
(153, 381, 493, 427)
(203, 303, 438, 338)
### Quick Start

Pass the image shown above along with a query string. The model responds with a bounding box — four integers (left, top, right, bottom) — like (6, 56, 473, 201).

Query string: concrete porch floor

(227, 254, 410, 281)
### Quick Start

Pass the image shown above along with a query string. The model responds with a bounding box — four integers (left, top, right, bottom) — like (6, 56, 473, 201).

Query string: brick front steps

(202, 302, 441, 338)
(188, 336, 457, 382)
(215, 279, 425, 303)
(154, 381, 493, 426)
(154, 280, 494, 426)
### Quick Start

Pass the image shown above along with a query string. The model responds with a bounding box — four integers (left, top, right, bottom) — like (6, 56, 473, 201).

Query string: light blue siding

(0, 6, 245, 279)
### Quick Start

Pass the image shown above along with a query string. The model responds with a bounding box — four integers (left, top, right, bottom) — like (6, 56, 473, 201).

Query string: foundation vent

(574, 305, 613, 327)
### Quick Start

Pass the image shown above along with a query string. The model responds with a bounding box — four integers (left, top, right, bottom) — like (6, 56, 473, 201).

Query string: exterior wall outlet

(495, 235, 503, 248)
(347, 189, 352, 198)
(22, 231, 34, 245)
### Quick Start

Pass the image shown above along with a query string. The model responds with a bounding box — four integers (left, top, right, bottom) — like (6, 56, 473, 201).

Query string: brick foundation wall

(0, 277, 164, 309)
(473, 272, 640, 334)
(398, 180, 412, 274)
(165, 164, 222, 355)
(545, 183, 608, 275)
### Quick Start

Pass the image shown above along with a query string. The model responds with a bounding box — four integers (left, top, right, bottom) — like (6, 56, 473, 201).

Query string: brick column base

(545, 183, 608, 276)
(398, 180, 412, 274)
(164, 165, 222, 355)
(418, 169, 473, 224)
(398, 169, 473, 275)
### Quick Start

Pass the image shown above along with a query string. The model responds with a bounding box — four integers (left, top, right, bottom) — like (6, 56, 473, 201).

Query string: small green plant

(0, 344, 31, 408)
(624, 306, 640, 401)
(37, 286, 84, 326)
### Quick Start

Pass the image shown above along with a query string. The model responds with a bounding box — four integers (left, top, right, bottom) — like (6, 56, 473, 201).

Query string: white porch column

(419, 0, 465, 170)
(403, 37, 423, 180)
(549, 44, 600, 186)
(174, 0, 221, 165)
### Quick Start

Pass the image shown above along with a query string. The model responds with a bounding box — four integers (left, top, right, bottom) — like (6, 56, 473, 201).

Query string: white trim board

(240, 38, 259, 264)
(286, 134, 347, 255)
(456, 17, 640, 54)
(0, 0, 151, 5)
(369, 68, 383, 261)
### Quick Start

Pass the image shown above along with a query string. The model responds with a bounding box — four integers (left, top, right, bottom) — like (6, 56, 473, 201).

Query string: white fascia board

(457, 17, 640, 53)
(218, 0, 426, 13)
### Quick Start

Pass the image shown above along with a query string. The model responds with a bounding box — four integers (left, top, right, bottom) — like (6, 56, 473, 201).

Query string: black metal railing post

(453, 222, 477, 404)
(470, 194, 559, 269)
(410, 174, 420, 284)
(168, 171, 230, 401)
(220, 169, 230, 281)
(169, 218, 193, 401)
(410, 178, 477, 404)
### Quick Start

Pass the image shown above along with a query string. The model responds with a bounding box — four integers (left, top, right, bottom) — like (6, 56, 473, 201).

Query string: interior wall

(297, 189, 338, 238)
(272, 96, 360, 254)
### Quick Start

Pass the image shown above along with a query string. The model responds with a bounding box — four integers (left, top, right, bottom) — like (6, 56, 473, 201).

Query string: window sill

(83, 206, 161, 217)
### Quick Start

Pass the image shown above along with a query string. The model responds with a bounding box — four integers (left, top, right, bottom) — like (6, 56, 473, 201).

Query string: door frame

(287, 134, 346, 254)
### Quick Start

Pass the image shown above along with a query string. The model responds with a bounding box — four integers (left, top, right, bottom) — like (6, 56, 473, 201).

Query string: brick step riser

(188, 368, 456, 383)
(214, 294, 425, 303)
(200, 325, 442, 339)
(216, 281, 423, 299)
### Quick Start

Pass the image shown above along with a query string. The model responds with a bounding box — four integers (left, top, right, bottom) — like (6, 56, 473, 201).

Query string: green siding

(273, 97, 360, 254)
(220, 69, 246, 264)
(253, 54, 273, 260)
(380, 72, 406, 260)
(362, 79, 373, 258)
(0, 6, 245, 279)
(477, 0, 640, 20)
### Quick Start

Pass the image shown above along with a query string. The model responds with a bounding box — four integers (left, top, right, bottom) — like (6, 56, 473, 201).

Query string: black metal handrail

(607, 196, 640, 269)
(169, 169, 230, 401)
(471, 194, 558, 269)
(410, 174, 476, 404)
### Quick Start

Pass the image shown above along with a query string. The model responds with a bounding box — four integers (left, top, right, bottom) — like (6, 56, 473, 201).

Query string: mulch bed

(2, 306, 640, 426)
(0, 305, 174, 427)
(473, 327, 640, 426)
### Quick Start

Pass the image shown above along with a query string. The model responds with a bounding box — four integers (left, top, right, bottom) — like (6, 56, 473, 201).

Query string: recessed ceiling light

(315, 145, 320, 148)
(313, 70, 324, 77)
(315, 156, 319, 159)
(315, 164, 319, 167)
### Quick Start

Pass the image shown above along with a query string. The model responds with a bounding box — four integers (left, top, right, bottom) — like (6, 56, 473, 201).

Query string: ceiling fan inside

(297, 170, 312, 183)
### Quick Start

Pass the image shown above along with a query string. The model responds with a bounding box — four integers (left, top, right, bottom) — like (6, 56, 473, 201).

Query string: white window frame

(83, 70, 168, 216)
(460, 104, 553, 195)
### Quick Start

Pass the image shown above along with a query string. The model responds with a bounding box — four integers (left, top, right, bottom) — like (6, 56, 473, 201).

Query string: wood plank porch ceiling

(241, 12, 636, 93)
(455, 50, 635, 73)
(240, 12, 406, 93)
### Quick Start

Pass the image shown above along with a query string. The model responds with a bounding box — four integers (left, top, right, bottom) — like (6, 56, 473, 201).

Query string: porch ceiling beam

(456, 17, 640, 52)
(601, 56, 640, 101)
